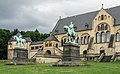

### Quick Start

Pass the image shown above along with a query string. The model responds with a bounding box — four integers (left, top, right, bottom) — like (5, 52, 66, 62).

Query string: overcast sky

(0, 0, 120, 33)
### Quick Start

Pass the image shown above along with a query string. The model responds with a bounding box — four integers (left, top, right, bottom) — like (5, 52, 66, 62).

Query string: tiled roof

(31, 41, 43, 45)
(52, 6, 120, 35)
(44, 34, 59, 42)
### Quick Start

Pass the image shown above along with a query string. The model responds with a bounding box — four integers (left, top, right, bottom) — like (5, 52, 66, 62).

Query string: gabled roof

(31, 41, 43, 45)
(105, 6, 120, 25)
(24, 37, 32, 42)
(44, 34, 59, 42)
(52, 6, 120, 35)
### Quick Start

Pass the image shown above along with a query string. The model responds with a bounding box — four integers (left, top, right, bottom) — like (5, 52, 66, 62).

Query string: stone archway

(45, 50, 51, 55)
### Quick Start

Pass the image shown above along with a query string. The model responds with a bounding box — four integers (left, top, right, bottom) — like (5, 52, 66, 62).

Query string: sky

(0, 0, 120, 33)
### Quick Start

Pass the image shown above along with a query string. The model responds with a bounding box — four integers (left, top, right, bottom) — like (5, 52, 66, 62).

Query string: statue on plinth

(64, 22, 77, 43)
(13, 33, 26, 48)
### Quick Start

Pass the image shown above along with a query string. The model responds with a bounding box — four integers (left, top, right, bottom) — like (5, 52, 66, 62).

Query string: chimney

(50, 32, 52, 36)
(59, 16, 61, 19)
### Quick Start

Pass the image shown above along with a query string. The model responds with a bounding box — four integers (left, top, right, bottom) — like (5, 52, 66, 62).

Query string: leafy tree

(12, 29, 19, 35)
(0, 29, 11, 59)
(35, 29, 39, 33)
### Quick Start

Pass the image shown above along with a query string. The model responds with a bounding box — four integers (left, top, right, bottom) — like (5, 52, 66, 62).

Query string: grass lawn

(0, 61, 120, 74)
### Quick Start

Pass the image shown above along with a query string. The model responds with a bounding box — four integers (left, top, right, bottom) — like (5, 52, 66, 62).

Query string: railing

(98, 53, 105, 62)
(111, 52, 116, 62)
(55, 48, 63, 54)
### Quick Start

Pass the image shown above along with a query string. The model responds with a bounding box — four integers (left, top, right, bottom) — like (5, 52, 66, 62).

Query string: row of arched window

(81, 36, 90, 44)
(96, 32, 120, 43)
(98, 15, 107, 21)
(98, 24, 109, 31)
(61, 36, 90, 46)
(96, 31, 110, 43)
(95, 15, 110, 21)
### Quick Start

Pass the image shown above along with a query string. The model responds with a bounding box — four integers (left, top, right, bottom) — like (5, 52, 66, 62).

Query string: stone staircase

(98, 53, 112, 62)
(98, 53, 104, 62)
(55, 48, 63, 54)
(111, 52, 117, 62)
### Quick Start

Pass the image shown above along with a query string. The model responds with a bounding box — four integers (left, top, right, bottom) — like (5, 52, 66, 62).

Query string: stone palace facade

(8, 6, 120, 61)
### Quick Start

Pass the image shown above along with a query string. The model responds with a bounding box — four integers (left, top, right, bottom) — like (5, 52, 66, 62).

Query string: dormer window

(85, 24, 89, 29)
(55, 30, 59, 33)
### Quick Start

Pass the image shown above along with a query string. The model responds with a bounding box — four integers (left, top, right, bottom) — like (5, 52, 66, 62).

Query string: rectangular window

(45, 44, 48, 47)
(35, 46, 38, 49)
(31, 47, 34, 50)
(49, 43, 52, 46)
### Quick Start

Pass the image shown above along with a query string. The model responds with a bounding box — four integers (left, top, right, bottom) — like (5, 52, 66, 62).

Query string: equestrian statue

(13, 33, 26, 48)
(64, 22, 77, 43)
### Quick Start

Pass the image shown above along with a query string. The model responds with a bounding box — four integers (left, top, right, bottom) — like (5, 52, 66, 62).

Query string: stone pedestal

(13, 48, 28, 60)
(62, 42, 80, 62)
(52, 42, 88, 67)
(6, 48, 32, 65)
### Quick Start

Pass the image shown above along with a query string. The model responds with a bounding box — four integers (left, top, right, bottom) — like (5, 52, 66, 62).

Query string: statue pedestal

(7, 48, 34, 65)
(62, 42, 80, 62)
(53, 42, 88, 67)
(13, 48, 28, 60)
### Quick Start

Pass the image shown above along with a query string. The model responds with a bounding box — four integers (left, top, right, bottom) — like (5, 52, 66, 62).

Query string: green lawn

(0, 61, 120, 74)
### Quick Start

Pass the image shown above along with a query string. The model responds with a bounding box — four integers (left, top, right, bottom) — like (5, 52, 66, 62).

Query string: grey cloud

(0, 0, 120, 33)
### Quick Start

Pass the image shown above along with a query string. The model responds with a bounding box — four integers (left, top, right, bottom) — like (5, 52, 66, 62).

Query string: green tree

(0, 29, 11, 59)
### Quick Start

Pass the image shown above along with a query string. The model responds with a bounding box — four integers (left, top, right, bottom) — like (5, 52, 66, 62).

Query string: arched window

(87, 36, 90, 44)
(81, 37, 83, 44)
(101, 24, 104, 30)
(101, 15, 104, 20)
(68, 39, 69, 42)
(49, 42, 52, 47)
(64, 38, 66, 43)
(77, 37, 79, 43)
(104, 15, 107, 20)
(116, 32, 120, 41)
(106, 31, 110, 42)
(46, 50, 51, 55)
(101, 32, 105, 43)
(61, 40, 63, 46)
(98, 16, 101, 21)
(84, 36, 87, 44)
(79, 37, 81, 44)
(96, 32, 100, 43)
(56, 43, 58, 48)
(98, 26, 101, 31)
(105, 24, 108, 30)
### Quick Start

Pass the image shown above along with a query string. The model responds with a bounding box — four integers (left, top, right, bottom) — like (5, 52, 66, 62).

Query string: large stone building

(8, 6, 120, 61)
(51, 6, 120, 60)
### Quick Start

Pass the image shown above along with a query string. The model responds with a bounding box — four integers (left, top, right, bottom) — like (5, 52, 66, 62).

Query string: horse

(19, 38, 26, 45)
(64, 25, 77, 43)
(13, 35, 26, 47)
(13, 36, 20, 43)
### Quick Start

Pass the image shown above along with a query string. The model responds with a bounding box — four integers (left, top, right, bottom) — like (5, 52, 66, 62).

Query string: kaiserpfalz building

(51, 6, 120, 61)
(8, 6, 120, 61)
